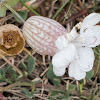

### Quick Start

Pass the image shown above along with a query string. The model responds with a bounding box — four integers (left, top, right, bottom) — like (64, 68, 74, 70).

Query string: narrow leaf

(0, 69, 6, 82)
(52, 78, 61, 87)
(28, 56, 35, 74)
(13, 10, 28, 23)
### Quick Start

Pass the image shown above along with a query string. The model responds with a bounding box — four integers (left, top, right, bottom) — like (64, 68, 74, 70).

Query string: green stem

(63, 0, 73, 23)
(20, 0, 40, 16)
(52, 0, 69, 19)
(3, 3, 25, 23)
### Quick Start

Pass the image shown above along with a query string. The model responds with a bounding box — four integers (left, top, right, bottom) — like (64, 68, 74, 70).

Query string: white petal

(81, 13, 100, 33)
(68, 61, 86, 80)
(55, 22, 81, 50)
(65, 27, 79, 41)
(64, 22, 81, 42)
(52, 44, 77, 76)
(77, 47, 95, 72)
(55, 35, 69, 50)
(80, 26, 100, 47)
(53, 67, 66, 76)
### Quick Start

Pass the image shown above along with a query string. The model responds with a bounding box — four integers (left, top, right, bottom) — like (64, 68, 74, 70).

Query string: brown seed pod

(0, 24, 25, 56)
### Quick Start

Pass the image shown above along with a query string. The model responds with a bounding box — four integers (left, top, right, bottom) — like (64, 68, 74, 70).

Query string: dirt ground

(0, 0, 100, 100)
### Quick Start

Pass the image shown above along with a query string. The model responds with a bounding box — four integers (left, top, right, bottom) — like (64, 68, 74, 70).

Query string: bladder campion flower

(23, 12, 100, 80)
(52, 13, 100, 80)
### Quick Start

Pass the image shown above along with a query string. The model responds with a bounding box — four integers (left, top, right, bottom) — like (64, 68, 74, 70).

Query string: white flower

(52, 13, 100, 80)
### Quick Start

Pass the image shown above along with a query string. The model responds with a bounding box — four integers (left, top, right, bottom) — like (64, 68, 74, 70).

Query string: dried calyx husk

(0, 24, 25, 56)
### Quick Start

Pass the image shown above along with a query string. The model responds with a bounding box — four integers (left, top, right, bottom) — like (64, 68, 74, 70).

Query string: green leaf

(50, 91, 60, 97)
(21, 88, 35, 99)
(28, 56, 35, 74)
(0, 69, 6, 82)
(66, 84, 76, 96)
(94, 0, 97, 5)
(49, 89, 66, 100)
(47, 63, 56, 79)
(47, 63, 61, 86)
(0, 3, 6, 17)
(20, 0, 30, 3)
(47, 63, 61, 80)
(21, 88, 39, 99)
(7, 65, 19, 82)
(50, 93, 64, 99)
(52, 78, 61, 87)
(13, 10, 28, 23)
(81, 96, 89, 100)
(4, 0, 19, 7)
(86, 70, 94, 81)
(61, 96, 73, 100)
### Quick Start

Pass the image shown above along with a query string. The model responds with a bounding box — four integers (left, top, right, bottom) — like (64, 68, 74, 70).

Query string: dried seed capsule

(0, 24, 25, 56)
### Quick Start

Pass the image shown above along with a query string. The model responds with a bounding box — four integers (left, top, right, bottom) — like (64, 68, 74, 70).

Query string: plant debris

(0, 0, 100, 100)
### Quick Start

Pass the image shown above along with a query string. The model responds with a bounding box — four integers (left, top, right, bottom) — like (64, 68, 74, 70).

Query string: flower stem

(52, 0, 69, 19)
(20, 0, 40, 16)
(3, 3, 25, 23)
(63, 0, 73, 23)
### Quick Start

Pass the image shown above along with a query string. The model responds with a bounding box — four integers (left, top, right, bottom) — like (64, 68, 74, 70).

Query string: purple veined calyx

(23, 16, 67, 56)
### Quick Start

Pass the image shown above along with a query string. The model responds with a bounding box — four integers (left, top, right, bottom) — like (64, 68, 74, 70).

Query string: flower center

(3, 31, 20, 49)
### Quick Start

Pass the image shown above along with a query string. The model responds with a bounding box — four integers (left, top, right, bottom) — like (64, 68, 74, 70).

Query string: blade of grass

(63, 0, 73, 23)
(52, 0, 69, 19)
(94, 61, 100, 76)
(3, 3, 25, 23)
(20, 0, 40, 16)
(0, 82, 34, 92)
